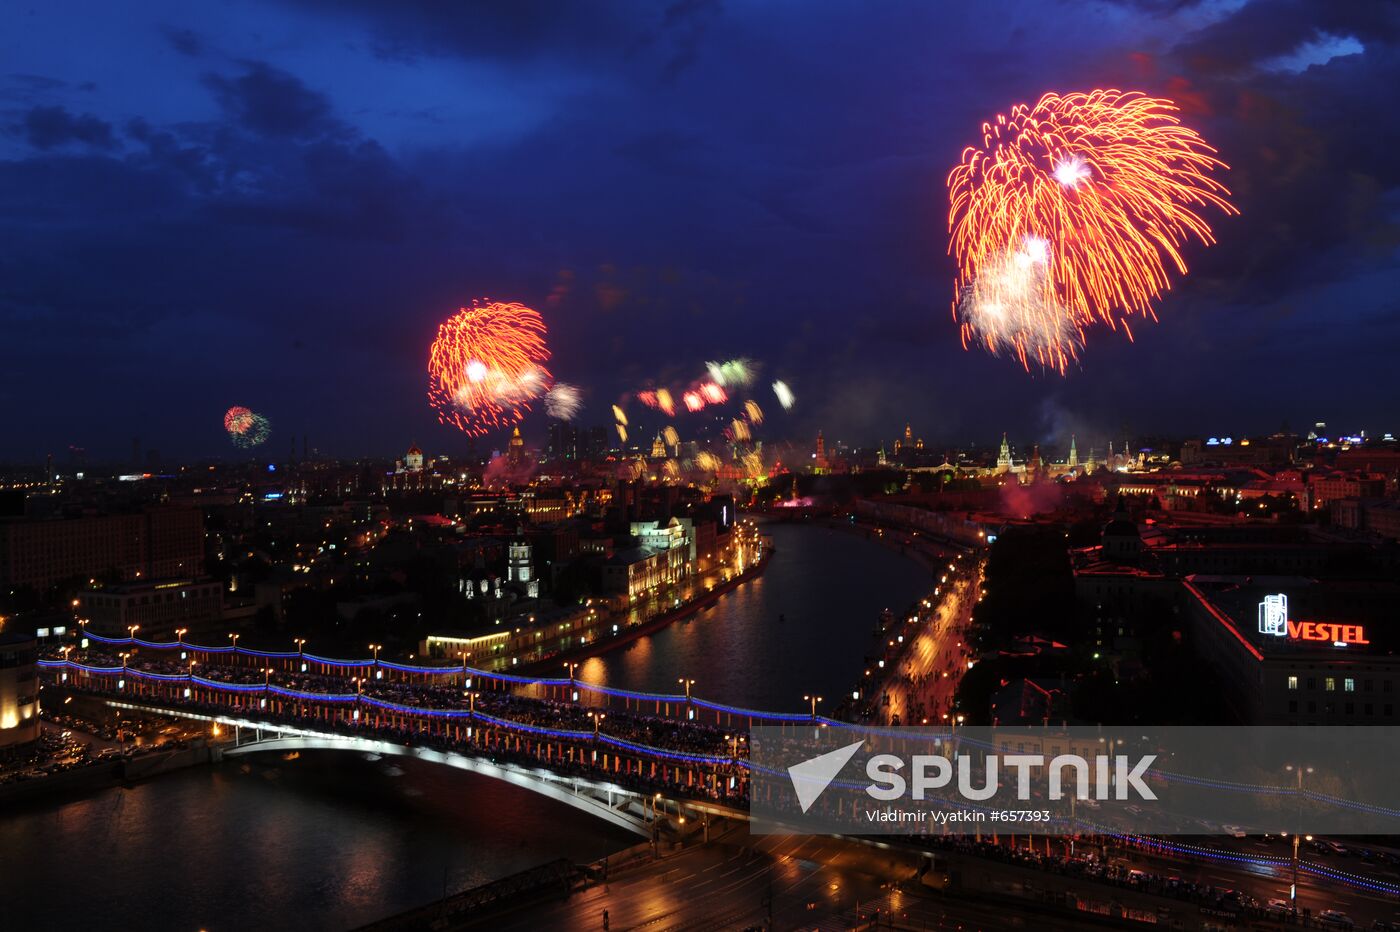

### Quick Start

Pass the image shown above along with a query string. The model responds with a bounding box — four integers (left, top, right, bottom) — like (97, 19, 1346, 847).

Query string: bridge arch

(111, 700, 659, 836)
(225, 736, 655, 836)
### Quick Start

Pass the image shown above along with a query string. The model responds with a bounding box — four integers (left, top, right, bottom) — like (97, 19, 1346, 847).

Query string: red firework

(426, 300, 552, 436)
(224, 406, 254, 435)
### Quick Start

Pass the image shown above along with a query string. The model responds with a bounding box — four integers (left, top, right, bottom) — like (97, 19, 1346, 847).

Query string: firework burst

(427, 300, 552, 436)
(948, 89, 1235, 368)
(229, 413, 270, 448)
(544, 383, 582, 420)
(224, 406, 254, 435)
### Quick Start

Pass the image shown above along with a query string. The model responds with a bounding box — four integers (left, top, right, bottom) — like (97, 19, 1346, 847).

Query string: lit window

(1287, 676, 1298, 690)
(1345, 678, 1355, 693)
(1325, 677, 1336, 692)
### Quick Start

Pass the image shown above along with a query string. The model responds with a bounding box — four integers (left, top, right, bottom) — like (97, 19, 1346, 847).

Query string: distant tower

(506, 427, 524, 468)
(1029, 444, 1042, 475)
(508, 532, 538, 598)
(813, 430, 830, 473)
(1068, 435, 1079, 469)
(651, 432, 666, 458)
(996, 433, 1013, 472)
(405, 442, 425, 471)
(1086, 448, 1097, 473)
(904, 424, 913, 447)
(877, 445, 888, 467)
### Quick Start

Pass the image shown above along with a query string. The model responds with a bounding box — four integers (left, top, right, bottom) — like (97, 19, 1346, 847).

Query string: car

(1221, 824, 1247, 838)
(1266, 898, 1290, 915)
(1319, 910, 1354, 929)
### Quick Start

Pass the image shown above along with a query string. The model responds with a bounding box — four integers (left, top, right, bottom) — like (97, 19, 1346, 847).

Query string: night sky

(3, 0, 1398, 462)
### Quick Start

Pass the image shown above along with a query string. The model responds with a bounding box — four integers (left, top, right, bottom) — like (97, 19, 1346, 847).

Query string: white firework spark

(544, 383, 582, 420)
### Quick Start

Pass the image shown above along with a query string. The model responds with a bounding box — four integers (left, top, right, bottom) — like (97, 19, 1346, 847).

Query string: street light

(228, 632, 240, 651)
(804, 694, 823, 720)
(679, 678, 696, 720)
(565, 662, 580, 701)
(175, 627, 188, 646)
(1285, 763, 1315, 915)
(127, 624, 140, 640)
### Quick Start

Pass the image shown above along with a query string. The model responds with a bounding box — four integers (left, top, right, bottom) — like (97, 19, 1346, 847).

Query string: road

(869, 552, 982, 728)
(491, 828, 1113, 931)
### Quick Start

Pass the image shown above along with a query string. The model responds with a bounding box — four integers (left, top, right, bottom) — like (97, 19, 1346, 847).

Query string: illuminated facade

(507, 536, 539, 599)
(0, 631, 39, 747)
(1183, 577, 1400, 724)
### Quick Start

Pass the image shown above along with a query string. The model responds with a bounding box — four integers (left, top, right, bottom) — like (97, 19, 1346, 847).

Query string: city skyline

(4, 1, 1400, 459)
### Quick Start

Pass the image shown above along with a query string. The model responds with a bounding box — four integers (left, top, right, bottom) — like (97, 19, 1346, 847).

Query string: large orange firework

(948, 89, 1236, 371)
(427, 300, 552, 435)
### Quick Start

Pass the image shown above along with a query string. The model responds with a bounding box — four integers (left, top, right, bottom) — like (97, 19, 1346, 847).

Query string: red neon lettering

(1286, 621, 1368, 645)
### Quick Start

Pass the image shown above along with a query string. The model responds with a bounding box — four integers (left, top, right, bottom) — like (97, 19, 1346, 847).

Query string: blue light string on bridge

(70, 631, 819, 716)
(43, 659, 742, 766)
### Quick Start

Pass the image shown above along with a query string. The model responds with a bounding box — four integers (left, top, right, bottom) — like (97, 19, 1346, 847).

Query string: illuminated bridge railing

(40, 658, 749, 798)
(71, 630, 824, 726)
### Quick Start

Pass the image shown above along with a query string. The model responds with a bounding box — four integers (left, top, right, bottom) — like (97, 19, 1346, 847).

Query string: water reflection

(576, 521, 932, 712)
(0, 752, 635, 931)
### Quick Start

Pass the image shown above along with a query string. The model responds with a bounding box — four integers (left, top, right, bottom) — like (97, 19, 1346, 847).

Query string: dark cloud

(162, 27, 204, 57)
(17, 106, 116, 150)
(2, 0, 1399, 461)
(202, 63, 336, 139)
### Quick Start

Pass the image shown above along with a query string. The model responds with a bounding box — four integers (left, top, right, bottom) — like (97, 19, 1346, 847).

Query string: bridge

(98, 695, 722, 837)
(39, 631, 821, 831)
(39, 636, 1400, 913)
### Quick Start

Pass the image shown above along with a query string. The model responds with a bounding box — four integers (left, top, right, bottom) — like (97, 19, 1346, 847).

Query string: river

(0, 519, 933, 930)
(575, 518, 935, 712)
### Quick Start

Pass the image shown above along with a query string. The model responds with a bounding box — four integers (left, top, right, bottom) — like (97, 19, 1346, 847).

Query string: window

(1287, 675, 1298, 690)
(1325, 677, 1336, 692)
(1345, 678, 1355, 693)
(1288, 700, 1298, 714)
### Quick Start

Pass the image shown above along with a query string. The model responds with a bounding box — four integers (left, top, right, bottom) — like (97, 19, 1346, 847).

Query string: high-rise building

(507, 427, 525, 467)
(548, 422, 579, 460)
(813, 430, 830, 473)
(0, 507, 204, 591)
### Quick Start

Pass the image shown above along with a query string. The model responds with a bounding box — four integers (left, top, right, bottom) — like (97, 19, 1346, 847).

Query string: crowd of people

(48, 647, 752, 804)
